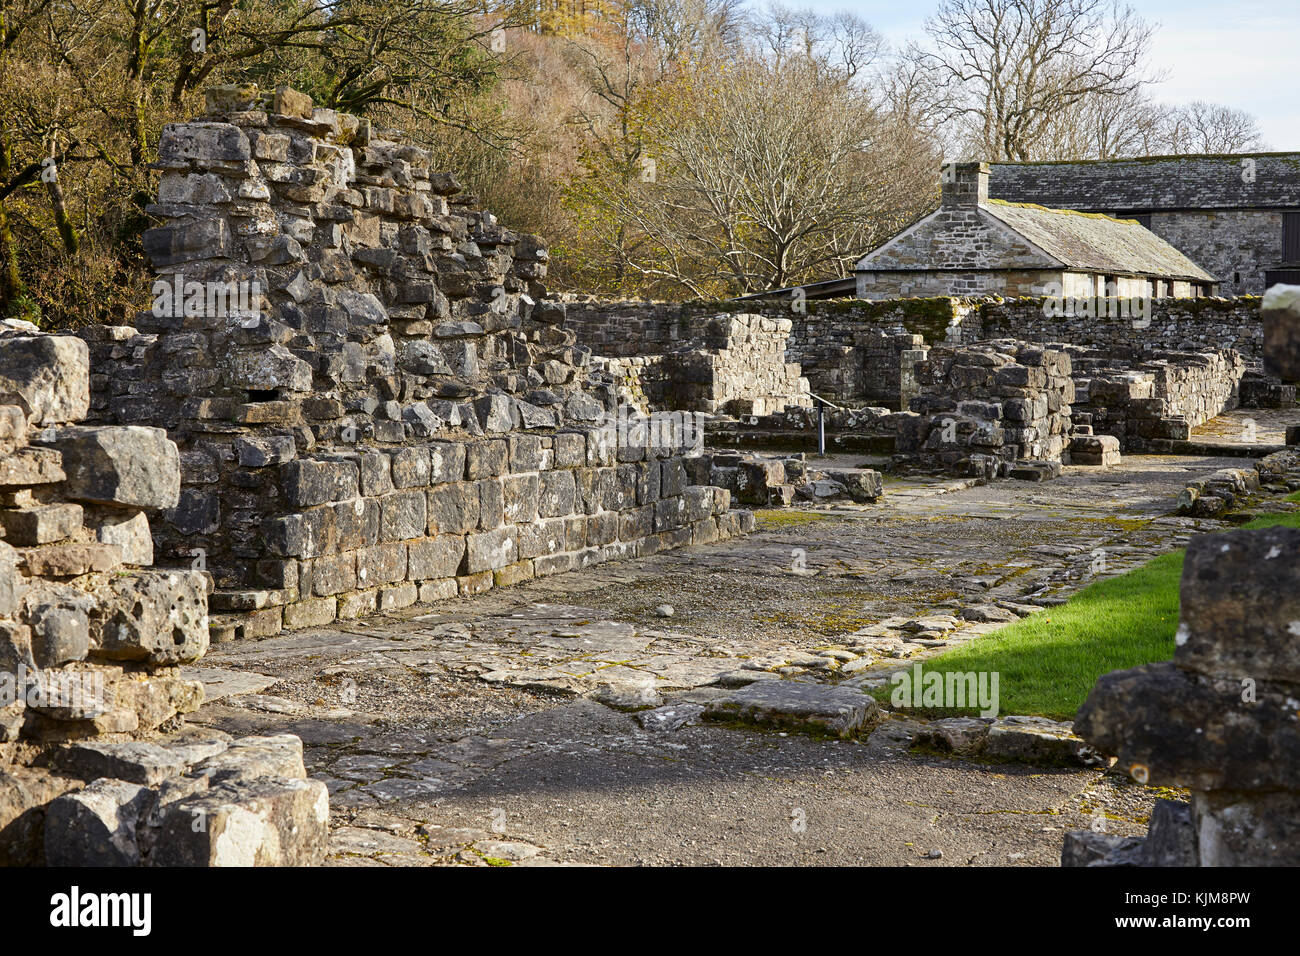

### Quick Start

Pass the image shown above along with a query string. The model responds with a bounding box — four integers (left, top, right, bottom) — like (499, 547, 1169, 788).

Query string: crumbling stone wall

(1067, 346, 1247, 449)
(0, 325, 326, 866)
(570, 309, 810, 417)
(565, 297, 974, 407)
(84, 86, 752, 638)
(566, 296, 1268, 409)
(896, 340, 1076, 479)
(660, 314, 810, 416)
(979, 297, 1264, 361)
(0, 329, 204, 758)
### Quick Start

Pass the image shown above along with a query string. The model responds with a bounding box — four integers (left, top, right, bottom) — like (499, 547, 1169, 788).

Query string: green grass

(879, 510, 1300, 721)
(1287, 491, 1300, 504)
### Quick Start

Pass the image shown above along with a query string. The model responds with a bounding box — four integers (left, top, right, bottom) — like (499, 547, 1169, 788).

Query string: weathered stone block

(465, 440, 508, 479)
(1177, 526, 1300, 683)
(538, 470, 576, 517)
(40, 426, 180, 509)
(391, 447, 430, 488)
(0, 503, 82, 545)
(96, 510, 153, 565)
(0, 335, 89, 425)
(88, 570, 209, 666)
(333, 497, 379, 550)
(380, 490, 426, 541)
(407, 535, 465, 580)
(149, 776, 328, 866)
(465, 527, 516, 574)
(503, 474, 539, 524)
(478, 479, 504, 529)
(428, 442, 466, 483)
(281, 459, 358, 507)
(427, 483, 479, 535)
(235, 435, 296, 467)
(356, 542, 406, 588)
(44, 778, 153, 867)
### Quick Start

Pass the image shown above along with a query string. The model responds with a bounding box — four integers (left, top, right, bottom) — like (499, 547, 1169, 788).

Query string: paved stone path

(185, 450, 1293, 866)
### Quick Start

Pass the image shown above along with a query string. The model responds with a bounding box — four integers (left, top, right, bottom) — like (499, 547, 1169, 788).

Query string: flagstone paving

(185, 452, 1294, 866)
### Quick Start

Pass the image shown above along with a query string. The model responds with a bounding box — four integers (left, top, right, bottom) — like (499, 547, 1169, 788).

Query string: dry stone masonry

(84, 85, 752, 639)
(1067, 346, 1246, 450)
(0, 325, 327, 866)
(896, 341, 1077, 480)
(593, 312, 810, 417)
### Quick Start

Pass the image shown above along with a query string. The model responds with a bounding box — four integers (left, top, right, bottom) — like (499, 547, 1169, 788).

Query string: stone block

(333, 497, 379, 550)
(408, 535, 465, 580)
(235, 435, 296, 467)
(704, 681, 881, 738)
(281, 458, 358, 507)
(465, 527, 516, 574)
(428, 442, 466, 483)
(0, 335, 89, 425)
(356, 542, 406, 588)
(503, 474, 539, 524)
(39, 426, 180, 509)
(0, 448, 64, 487)
(96, 510, 153, 565)
(465, 440, 507, 479)
(44, 778, 153, 867)
(1177, 526, 1300, 683)
(149, 776, 329, 866)
(391, 447, 430, 488)
(380, 490, 426, 541)
(0, 503, 82, 545)
(427, 483, 479, 535)
(88, 570, 209, 666)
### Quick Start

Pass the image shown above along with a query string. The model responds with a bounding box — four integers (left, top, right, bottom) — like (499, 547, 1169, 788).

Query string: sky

(780, 0, 1300, 150)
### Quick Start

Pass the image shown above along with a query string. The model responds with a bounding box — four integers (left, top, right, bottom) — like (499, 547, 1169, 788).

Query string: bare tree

(577, 53, 934, 295)
(1158, 100, 1267, 154)
(921, 0, 1159, 161)
(752, 4, 883, 82)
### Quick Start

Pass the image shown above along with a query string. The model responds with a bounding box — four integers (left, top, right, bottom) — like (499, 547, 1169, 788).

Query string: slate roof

(989, 153, 1300, 212)
(982, 200, 1216, 281)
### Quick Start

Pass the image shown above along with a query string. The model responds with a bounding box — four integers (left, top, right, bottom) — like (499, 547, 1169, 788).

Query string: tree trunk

(0, 128, 28, 317)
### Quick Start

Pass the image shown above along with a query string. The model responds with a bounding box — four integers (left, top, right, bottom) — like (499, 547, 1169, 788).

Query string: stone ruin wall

(564, 296, 1267, 411)
(84, 85, 752, 640)
(897, 341, 1077, 479)
(978, 297, 1264, 361)
(563, 307, 810, 417)
(0, 327, 327, 866)
(1067, 347, 1247, 449)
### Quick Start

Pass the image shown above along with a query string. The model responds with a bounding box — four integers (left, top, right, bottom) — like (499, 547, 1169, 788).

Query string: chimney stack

(941, 161, 989, 209)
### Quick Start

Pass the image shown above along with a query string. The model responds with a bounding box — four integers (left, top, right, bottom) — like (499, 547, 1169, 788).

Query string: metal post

(817, 402, 825, 457)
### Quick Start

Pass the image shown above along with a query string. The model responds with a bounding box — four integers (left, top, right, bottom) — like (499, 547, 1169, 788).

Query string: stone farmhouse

(989, 152, 1300, 295)
(854, 162, 1217, 301)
